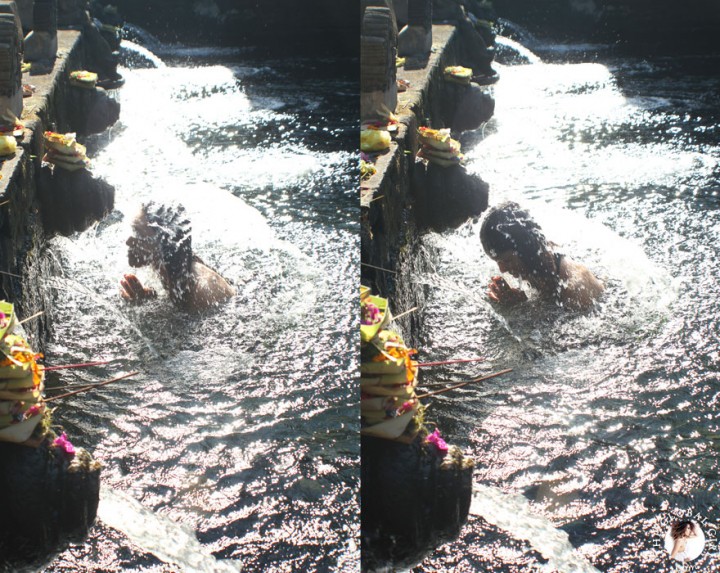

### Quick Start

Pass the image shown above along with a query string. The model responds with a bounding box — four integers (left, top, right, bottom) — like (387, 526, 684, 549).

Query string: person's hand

(120, 273, 156, 303)
(487, 276, 527, 305)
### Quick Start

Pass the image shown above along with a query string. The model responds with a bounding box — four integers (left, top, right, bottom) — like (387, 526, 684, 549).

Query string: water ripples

(415, 47, 720, 571)
(41, 41, 357, 572)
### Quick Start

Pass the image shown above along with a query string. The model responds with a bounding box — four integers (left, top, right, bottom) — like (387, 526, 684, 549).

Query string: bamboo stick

(45, 371, 139, 402)
(416, 368, 513, 399)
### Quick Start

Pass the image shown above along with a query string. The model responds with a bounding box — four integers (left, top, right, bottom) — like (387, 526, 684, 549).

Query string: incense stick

(17, 310, 44, 325)
(42, 360, 112, 372)
(0, 270, 21, 278)
(416, 368, 512, 399)
(45, 371, 139, 402)
(417, 357, 486, 368)
(361, 262, 397, 274)
(391, 306, 418, 321)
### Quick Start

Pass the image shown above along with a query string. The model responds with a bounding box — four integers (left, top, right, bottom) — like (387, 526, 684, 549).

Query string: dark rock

(0, 439, 101, 565)
(449, 82, 495, 132)
(67, 85, 120, 135)
(412, 160, 489, 232)
(38, 166, 115, 236)
(361, 435, 474, 571)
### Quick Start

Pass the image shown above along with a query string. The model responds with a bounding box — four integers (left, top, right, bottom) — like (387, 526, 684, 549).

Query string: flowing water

(412, 37, 720, 571)
(36, 36, 358, 572)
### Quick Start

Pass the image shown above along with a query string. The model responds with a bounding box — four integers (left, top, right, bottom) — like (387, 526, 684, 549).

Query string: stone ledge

(360, 25, 458, 209)
(361, 24, 467, 344)
(2, 30, 82, 198)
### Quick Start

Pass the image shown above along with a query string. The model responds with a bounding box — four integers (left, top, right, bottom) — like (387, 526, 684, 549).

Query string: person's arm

(120, 273, 157, 303)
(487, 276, 528, 305)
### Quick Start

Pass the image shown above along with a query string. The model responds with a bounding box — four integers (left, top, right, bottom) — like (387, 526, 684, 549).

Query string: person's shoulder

(559, 258, 604, 309)
(192, 260, 236, 301)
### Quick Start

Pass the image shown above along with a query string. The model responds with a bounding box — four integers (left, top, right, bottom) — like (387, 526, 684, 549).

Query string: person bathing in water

(480, 201, 604, 310)
(120, 201, 236, 310)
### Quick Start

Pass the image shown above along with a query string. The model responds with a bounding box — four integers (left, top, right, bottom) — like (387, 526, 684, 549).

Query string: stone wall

(361, 25, 477, 346)
(0, 30, 90, 350)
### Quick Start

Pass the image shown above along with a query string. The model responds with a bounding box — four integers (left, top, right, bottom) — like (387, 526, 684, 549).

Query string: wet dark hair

(138, 201, 193, 297)
(480, 201, 558, 287)
(671, 521, 695, 540)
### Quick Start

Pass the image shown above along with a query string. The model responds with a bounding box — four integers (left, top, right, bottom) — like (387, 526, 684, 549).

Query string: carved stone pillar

(361, 5, 398, 121)
(0, 1, 24, 42)
(24, 0, 58, 64)
(398, 0, 432, 57)
(0, 5, 22, 119)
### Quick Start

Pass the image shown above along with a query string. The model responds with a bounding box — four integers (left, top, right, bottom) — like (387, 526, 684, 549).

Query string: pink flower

(361, 301, 382, 325)
(52, 432, 76, 458)
(426, 429, 448, 455)
(24, 404, 41, 418)
(398, 401, 414, 415)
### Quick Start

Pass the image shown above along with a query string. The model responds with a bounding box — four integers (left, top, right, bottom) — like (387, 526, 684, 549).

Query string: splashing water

(98, 488, 242, 573)
(42, 32, 358, 573)
(470, 484, 601, 573)
(413, 32, 720, 573)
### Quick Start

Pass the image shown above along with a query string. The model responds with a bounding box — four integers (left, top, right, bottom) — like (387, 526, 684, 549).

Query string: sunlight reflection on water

(41, 44, 358, 572)
(413, 43, 720, 572)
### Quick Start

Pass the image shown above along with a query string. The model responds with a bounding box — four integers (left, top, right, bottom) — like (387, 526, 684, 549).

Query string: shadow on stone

(361, 435, 474, 571)
(38, 166, 115, 236)
(0, 440, 101, 566)
(412, 160, 489, 232)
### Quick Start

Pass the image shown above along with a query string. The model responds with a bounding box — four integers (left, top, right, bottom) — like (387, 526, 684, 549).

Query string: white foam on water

(98, 487, 242, 573)
(495, 35, 543, 64)
(121, 39, 167, 68)
(470, 483, 601, 573)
